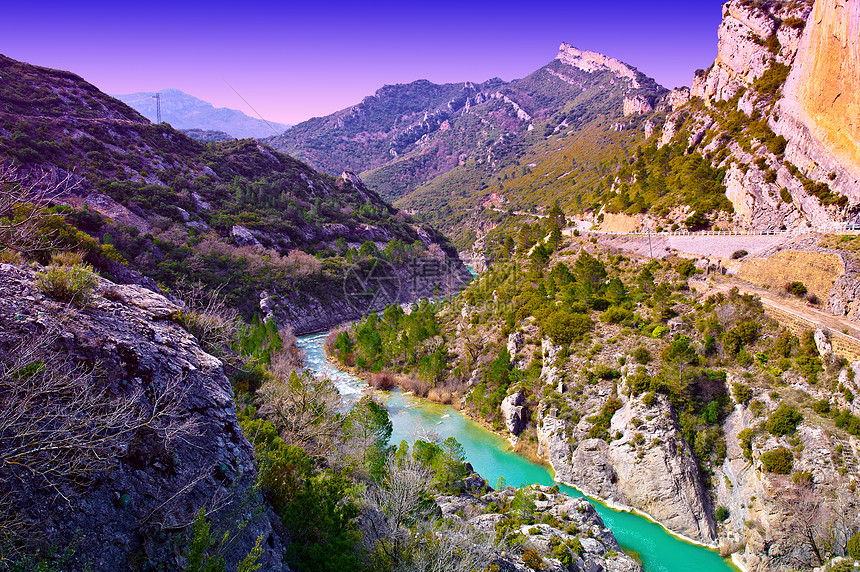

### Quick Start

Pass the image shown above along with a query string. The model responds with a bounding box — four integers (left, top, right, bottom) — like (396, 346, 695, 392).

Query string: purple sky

(2, 1, 723, 125)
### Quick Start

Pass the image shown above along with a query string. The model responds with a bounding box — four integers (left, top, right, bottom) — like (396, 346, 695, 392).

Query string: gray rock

(501, 391, 527, 436)
(814, 327, 832, 357)
(0, 266, 289, 570)
(230, 224, 262, 247)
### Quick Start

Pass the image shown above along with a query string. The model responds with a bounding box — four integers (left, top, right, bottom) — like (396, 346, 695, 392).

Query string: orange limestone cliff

(777, 0, 860, 197)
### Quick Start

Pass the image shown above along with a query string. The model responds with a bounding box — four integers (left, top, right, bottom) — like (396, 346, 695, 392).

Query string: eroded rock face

(774, 0, 860, 204)
(623, 94, 653, 116)
(501, 391, 527, 436)
(608, 395, 717, 543)
(723, 163, 804, 229)
(0, 265, 288, 571)
(538, 395, 716, 544)
(667, 87, 691, 110)
(691, 0, 787, 102)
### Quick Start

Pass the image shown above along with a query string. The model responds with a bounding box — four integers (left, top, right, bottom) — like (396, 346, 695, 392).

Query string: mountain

(274, 9, 860, 253)
(114, 88, 291, 138)
(266, 44, 665, 203)
(0, 54, 470, 328)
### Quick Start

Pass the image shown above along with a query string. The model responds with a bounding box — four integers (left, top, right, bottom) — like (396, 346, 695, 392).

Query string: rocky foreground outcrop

(0, 264, 287, 570)
(437, 484, 642, 572)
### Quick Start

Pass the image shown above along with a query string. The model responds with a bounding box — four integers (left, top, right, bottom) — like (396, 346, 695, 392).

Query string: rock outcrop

(0, 264, 288, 570)
(437, 485, 642, 572)
(623, 95, 653, 116)
(501, 391, 527, 436)
(538, 395, 716, 544)
(556, 43, 640, 87)
(608, 395, 716, 543)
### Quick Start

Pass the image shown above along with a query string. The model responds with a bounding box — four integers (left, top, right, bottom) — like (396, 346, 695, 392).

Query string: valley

(0, 0, 859, 570)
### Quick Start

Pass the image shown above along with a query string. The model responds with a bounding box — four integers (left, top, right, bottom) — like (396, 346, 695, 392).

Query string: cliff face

(0, 264, 287, 570)
(538, 395, 717, 544)
(773, 0, 860, 204)
(652, 0, 860, 231)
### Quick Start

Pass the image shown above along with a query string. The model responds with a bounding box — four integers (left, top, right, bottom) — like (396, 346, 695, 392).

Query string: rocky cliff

(0, 264, 288, 570)
(714, 377, 860, 571)
(677, 0, 860, 230)
(773, 0, 860, 205)
(538, 394, 717, 544)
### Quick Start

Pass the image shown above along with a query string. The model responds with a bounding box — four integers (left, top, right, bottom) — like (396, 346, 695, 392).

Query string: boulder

(501, 391, 527, 436)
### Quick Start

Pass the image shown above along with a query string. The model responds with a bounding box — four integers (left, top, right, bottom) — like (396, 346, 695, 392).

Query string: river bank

(298, 331, 739, 572)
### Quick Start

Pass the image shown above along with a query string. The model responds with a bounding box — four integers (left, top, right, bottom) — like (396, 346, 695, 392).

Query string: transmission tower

(152, 93, 162, 123)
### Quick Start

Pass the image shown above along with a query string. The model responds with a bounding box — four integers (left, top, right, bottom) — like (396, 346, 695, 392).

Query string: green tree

(766, 404, 803, 436)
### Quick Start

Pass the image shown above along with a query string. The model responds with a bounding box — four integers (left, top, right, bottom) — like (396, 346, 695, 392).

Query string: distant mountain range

(113, 88, 290, 139)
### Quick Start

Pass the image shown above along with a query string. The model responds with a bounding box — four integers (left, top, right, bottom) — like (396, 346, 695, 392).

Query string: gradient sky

(2, 1, 723, 125)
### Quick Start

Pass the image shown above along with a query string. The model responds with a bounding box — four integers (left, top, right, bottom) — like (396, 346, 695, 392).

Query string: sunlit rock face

(773, 0, 860, 204)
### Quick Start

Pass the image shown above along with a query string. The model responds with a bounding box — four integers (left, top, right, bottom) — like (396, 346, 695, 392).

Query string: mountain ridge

(266, 42, 666, 206)
(114, 87, 291, 139)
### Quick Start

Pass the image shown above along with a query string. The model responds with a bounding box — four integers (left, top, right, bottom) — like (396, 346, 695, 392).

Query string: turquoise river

(298, 331, 738, 572)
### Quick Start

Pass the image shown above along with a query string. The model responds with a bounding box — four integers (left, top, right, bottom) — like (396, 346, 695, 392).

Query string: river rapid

(298, 331, 738, 572)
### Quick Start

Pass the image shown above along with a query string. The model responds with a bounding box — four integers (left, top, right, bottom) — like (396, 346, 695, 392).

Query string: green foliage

(848, 531, 860, 559)
(760, 447, 793, 474)
(185, 509, 228, 572)
(541, 310, 592, 345)
(733, 383, 753, 404)
(183, 509, 264, 572)
(754, 63, 790, 96)
(587, 397, 623, 441)
(236, 316, 283, 366)
(715, 506, 730, 522)
(766, 404, 803, 436)
(738, 428, 756, 461)
(410, 437, 471, 493)
(723, 321, 759, 354)
(522, 547, 544, 570)
(282, 472, 362, 572)
(238, 407, 313, 514)
(344, 397, 393, 478)
(605, 143, 731, 221)
(633, 347, 651, 365)
(601, 305, 632, 325)
(35, 263, 98, 305)
(340, 301, 445, 383)
(784, 281, 807, 297)
(675, 259, 697, 278)
(834, 409, 860, 436)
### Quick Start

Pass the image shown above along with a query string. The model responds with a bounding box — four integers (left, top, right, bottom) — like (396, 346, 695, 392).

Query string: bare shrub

(173, 282, 240, 357)
(0, 330, 198, 494)
(268, 325, 305, 380)
(192, 238, 321, 280)
(0, 165, 69, 255)
(369, 373, 396, 390)
(398, 376, 429, 397)
(427, 387, 452, 404)
(361, 455, 494, 571)
(258, 371, 343, 460)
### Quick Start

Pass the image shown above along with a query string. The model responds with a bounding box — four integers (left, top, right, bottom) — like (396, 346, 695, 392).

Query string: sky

(1, 1, 723, 125)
